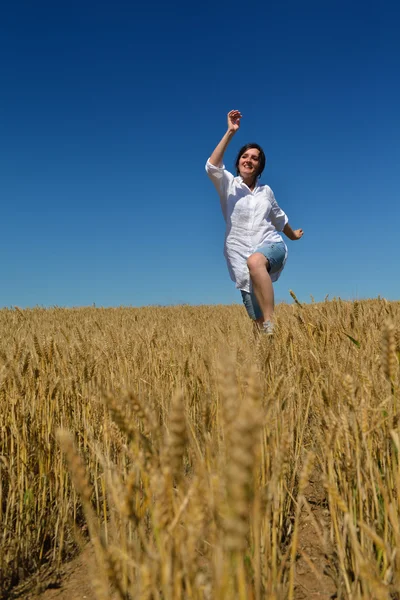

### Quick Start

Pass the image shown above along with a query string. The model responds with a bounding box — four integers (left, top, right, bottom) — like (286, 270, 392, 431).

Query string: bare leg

(247, 253, 274, 326)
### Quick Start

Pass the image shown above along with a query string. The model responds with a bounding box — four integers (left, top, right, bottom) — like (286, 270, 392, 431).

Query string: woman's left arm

(283, 223, 304, 240)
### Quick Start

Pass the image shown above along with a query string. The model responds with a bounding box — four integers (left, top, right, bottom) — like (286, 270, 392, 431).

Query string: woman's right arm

(209, 110, 242, 167)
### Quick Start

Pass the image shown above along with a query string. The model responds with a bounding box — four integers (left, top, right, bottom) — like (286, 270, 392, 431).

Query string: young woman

(206, 109, 303, 334)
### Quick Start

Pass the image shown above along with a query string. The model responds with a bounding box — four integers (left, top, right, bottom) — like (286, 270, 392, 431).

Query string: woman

(206, 109, 303, 334)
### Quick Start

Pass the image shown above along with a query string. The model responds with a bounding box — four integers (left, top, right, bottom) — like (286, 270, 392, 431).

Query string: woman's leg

(246, 253, 274, 325)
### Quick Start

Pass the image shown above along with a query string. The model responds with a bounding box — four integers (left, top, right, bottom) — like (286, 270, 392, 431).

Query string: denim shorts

(241, 242, 286, 321)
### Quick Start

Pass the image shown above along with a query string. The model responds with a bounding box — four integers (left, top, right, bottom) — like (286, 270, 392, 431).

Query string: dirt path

(294, 470, 337, 599)
(11, 546, 98, 600)
(13, 476, 336, 600)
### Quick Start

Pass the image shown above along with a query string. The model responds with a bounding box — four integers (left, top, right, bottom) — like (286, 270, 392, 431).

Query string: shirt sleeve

(269, 190, 288, 232)
(205, 159, 234, 220)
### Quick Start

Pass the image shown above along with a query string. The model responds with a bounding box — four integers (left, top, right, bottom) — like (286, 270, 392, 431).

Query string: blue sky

(1, 0, 399, 308)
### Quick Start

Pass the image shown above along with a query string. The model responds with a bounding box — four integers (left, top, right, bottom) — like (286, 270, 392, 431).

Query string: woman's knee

(247, 252, 269, 272)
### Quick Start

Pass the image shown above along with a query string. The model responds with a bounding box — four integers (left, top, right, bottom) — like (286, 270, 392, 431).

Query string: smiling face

(238, 147, 261, 180)
(235, 144, 266, 184)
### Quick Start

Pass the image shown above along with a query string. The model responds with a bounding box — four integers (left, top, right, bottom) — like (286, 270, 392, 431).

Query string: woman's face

(238, 147, 261, 180)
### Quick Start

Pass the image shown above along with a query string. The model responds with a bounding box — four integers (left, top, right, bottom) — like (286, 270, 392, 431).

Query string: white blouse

(206, 159, 288, 293)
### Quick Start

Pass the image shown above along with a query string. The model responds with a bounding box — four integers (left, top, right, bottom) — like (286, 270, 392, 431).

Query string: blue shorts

(240, 242, 286, 321)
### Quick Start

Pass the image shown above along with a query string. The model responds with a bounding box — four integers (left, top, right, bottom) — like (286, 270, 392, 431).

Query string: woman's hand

(292, 229, 304, 240)
(208, 111, 242, 167)
(283, 224, 304, 240)
(227, 109, 242, 133)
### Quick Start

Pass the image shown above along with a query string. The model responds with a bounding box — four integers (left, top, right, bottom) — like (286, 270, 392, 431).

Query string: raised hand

(227, 109, 242, 133)
(208, 110, 243, 167)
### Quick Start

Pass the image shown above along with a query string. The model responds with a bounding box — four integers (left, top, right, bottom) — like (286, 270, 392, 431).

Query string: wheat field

(0, 298, 399, 599)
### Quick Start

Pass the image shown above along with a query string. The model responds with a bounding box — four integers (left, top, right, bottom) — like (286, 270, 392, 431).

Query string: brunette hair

(235, 143, 266, 179)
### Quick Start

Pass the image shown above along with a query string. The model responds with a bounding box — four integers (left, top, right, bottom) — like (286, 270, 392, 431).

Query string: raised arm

(209, 110, 242, 167)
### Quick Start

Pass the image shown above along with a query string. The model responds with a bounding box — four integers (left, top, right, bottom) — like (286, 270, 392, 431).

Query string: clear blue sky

(1, 0, 399, 308)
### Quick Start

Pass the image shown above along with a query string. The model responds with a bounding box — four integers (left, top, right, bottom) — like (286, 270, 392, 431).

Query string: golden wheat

(0, 299, 399, 598)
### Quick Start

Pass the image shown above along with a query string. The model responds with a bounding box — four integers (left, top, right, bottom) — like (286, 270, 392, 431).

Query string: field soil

(12, 546, 99, 600)
(15, 473, 337, 600)
(294, 471, 337, 599)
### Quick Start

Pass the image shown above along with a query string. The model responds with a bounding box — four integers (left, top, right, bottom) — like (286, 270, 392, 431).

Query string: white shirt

(206, 159, 289, 293)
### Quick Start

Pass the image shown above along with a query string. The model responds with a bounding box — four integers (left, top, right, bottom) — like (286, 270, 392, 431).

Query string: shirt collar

(236, 176, 259, 193)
